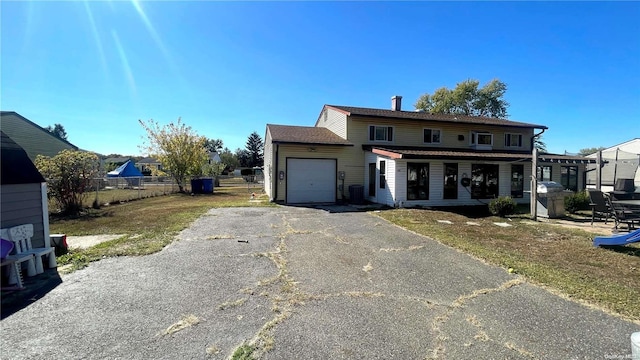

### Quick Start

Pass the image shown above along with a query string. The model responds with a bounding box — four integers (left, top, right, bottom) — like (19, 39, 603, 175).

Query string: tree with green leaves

(534, 136, 548, 153)
(139, 118, 208, 192)
(219, 147, 239, 171)
(35, 150, 99, 214)
(204, 138, 224, 153)
(415, 79, 509, 118)
(245, 131, 264, 168)
(235, 148, 251, 168)
(578, 147, 606, 156)
(44, 123, 68, 140)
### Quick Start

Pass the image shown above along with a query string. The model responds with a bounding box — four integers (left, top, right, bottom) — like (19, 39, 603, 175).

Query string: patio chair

(9, 224, 56, 274)
(1, 228, 36, 280)
(606, 196, 640, 232)
(587, 189, 613, 225)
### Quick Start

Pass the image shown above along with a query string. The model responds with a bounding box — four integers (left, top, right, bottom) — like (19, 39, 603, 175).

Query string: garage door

(287, 158, 336, 204)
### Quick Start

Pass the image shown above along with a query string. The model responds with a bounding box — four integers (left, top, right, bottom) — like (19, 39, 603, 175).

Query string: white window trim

(504, 133, 523, 148)
(470, 131, 493, 146)
(368, 125, 394, 143)
(423, 128, 442, 144)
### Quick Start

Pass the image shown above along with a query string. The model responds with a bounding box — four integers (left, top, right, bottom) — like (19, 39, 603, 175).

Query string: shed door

(287, 158, 336, 204)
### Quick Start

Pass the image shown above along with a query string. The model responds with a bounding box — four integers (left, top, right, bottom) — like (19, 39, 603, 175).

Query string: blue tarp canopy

(107, 160, 143, 177)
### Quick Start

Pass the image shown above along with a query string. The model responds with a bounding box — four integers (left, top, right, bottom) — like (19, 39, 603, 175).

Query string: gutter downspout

(530, 128, 546, 221)
(274, 144, 279, 201)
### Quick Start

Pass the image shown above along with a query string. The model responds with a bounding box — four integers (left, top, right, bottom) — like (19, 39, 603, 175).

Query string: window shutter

(387, 127, 393, 141)
(369, 126, 374, 141)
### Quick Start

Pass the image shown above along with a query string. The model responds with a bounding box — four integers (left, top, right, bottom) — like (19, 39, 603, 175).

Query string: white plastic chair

(1, 227, 36, 278)
(9, 224, 57, 274)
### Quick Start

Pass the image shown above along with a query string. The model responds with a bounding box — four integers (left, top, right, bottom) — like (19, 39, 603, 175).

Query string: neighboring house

(104, 157, 130, 165)
(585, 138, 640, 192)
(264, 96, 594, 206)
(136, 157, 163, 174)
(208, 151, 222, 164)
(0, 111, 79, 161)
(0, 131, 50, 248)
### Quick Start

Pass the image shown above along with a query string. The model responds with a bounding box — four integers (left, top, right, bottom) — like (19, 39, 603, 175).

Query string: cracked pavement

(1, 206, 638, 359)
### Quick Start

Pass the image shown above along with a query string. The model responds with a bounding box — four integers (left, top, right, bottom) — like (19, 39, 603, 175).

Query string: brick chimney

(391, 96, 402, 111)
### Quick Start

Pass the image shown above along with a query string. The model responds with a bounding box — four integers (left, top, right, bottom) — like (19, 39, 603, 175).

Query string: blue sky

(2, 1, 639, 156)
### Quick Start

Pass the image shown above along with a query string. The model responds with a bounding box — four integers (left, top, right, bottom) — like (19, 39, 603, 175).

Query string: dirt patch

(66, 234, 126, 249)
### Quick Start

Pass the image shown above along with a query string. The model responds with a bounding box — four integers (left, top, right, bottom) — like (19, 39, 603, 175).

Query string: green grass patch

(377, 208, 640, 321)
(51, 186, 275, 271)
(230, 343, 254, 360)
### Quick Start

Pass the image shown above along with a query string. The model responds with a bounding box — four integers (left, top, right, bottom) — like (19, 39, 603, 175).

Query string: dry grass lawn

(50, 185, 273, 271)
(377, 208, 640, 321)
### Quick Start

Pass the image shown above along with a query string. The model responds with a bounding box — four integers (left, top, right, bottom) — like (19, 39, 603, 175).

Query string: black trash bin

(191, 179, 203, 193)
(349, 185, 364, 205)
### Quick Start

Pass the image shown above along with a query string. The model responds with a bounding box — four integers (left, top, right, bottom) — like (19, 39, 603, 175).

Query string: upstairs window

(470, 131, 493, 146)
(423, 129, 441, 144)
(505, 133, 523, 147)
(369, 125, 394, 142)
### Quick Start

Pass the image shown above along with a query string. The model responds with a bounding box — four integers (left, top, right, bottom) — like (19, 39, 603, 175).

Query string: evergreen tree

(245, 131, 264, 168)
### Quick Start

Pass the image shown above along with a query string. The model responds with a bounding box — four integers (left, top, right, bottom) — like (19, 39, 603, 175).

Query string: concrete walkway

(1, 207, 638, 359)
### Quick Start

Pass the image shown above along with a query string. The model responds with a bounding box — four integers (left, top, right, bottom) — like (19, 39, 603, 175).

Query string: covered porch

(363, 146, 595, 208)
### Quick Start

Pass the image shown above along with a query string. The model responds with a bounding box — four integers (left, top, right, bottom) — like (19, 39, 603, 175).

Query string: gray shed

(1, 131, 50, 248)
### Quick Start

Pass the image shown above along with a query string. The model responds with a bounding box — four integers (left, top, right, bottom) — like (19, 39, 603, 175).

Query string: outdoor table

(612, 199, 640, 208)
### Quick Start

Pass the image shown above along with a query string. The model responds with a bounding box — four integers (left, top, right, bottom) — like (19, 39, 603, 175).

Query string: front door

(444, 163, 458, 199)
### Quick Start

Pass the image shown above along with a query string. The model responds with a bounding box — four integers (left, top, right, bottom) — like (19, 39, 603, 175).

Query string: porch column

(530, 148, 538, 220)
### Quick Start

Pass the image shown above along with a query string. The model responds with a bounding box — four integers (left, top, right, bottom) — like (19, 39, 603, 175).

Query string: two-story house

(264, 96, 593, 206)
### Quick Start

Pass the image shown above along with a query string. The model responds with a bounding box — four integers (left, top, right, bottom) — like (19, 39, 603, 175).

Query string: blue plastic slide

(593, 228, 640, 247)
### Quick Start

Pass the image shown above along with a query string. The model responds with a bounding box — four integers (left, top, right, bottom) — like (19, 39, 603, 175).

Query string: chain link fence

(46, 174, 265, 213)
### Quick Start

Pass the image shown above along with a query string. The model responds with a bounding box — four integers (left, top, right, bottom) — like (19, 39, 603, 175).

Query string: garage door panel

(287, 158, 336, 204)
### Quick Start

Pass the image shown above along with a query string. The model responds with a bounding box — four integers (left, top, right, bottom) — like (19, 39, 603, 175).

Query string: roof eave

(348, 113, 547, 129)
(272, 140, 354, 147)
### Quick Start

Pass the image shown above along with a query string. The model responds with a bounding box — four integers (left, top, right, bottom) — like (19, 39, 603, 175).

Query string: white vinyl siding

(316, 108, 348, 139)
(392, 161, 532, 207)
(264, 129, 274, 200)
(348, 116, 533, 151)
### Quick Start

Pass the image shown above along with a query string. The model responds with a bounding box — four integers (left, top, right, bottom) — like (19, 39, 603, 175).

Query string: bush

(489, 196, 517, 217)
(35, 150, 99, 215)
(565, 190, 590, 214)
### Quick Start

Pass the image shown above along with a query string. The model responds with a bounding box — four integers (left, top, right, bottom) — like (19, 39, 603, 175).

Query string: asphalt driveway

(1, 206, 638, 359)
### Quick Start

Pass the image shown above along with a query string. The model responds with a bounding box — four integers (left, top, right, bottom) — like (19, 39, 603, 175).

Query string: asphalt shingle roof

(368, 146, 595, 163)
(326, 105, 548, 129)
(267, 124, 353, 146)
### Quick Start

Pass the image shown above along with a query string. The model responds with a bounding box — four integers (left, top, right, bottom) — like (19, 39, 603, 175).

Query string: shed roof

(267, 124, 353, 146)
(1, 131, 45, 185)
(325, 105, 547, 129)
